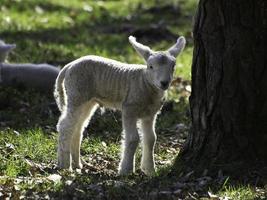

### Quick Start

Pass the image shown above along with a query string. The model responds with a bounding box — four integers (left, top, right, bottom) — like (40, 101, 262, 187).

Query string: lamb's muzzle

(55, 35, 186, 175)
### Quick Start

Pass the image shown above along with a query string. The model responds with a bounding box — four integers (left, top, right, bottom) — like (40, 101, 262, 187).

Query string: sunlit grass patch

(175, 46, 192, 80)
(216, 185, 257, 200)
(1, 0, 194, 81)
(0, 129, 57, 177)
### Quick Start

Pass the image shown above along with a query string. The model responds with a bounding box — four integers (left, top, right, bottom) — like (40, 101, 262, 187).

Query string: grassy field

(0, 0, 266, 199)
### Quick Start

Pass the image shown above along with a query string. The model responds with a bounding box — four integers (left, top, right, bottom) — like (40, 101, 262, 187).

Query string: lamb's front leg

(118, 114, 139, 175)
(140, 115, 157, 176)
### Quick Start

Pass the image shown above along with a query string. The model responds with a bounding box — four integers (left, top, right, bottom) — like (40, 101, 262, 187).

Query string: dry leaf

(47, 174, 61, 183)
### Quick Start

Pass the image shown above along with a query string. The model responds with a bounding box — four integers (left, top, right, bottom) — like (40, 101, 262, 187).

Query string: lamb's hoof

(57, 159, 72, 171)
(73, 162, 83, 169)
(141, 167, 156, 176)
(118, 168, 134, 176)
(57, 163, 72, 171)
(57, 151, 72, 170)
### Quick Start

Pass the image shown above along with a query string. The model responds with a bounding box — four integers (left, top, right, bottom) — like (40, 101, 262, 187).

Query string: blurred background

(0, 0, 198, 199)
(0, 0, 197, 129)
(0, 0, 196, 78)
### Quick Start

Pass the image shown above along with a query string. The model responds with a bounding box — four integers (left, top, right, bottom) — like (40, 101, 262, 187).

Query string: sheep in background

(0, 39, 59, 91)
(55, 35, 186, 175)
(1, 63, 59, 91)
(0, 39, 16, 63)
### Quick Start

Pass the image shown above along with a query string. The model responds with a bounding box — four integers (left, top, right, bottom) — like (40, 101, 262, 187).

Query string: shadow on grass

(42, 162, 266, 200)
(25, 160, 267, 200)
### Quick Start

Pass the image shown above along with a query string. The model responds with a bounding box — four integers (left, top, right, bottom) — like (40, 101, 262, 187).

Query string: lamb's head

(129, 36, 186, 90)
(0, 40, 16, 63)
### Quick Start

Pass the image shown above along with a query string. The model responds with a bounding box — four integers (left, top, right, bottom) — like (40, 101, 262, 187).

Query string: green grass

(0, 0, 265, 199)
(0, 129, 56, 177)
(218, 185, 256, 200)
(1, 0, 193, 78)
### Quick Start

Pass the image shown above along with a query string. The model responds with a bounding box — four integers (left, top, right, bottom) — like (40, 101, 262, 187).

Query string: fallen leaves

(47, 174, 62, 183)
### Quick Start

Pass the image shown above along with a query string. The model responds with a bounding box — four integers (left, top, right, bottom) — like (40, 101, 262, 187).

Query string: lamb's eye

(149, 65, 153, 69)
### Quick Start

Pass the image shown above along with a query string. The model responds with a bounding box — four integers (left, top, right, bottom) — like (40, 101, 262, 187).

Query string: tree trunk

(176, 0, 267, 174)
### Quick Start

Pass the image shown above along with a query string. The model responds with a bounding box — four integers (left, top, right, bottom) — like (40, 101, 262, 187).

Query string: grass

(0, 129, 54, 177)
(0, 0, 266, 199)
(218, 186, 256, 200)
(1, 0, 193, 75)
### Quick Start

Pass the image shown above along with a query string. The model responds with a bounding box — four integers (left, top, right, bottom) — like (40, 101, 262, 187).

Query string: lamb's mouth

(155, 84, 169, 91)
(160, 85, 169, 90)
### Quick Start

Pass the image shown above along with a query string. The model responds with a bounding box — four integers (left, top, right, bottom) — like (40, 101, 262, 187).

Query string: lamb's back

(66, 55, 146, 109)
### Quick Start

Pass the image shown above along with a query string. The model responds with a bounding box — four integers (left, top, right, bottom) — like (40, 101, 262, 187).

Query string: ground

(0, 0, 266, 199)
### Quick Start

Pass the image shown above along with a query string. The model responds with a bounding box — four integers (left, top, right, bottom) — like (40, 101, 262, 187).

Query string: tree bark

(176, 0, 267, 174)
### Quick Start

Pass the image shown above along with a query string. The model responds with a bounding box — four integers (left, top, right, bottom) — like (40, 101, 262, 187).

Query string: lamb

(0, 39, 59, 91)
(54, 36, 186, 175)
(1, 63, 59, 91)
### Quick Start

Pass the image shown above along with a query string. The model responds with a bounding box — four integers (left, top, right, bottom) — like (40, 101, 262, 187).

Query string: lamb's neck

(142, 70, 165, 99)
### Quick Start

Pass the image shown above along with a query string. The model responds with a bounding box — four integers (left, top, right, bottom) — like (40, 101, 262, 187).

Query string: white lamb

(54, 36, 186, 175)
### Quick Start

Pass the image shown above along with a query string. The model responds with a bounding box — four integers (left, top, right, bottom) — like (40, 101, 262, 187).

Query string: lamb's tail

(54, 65, 69, 112)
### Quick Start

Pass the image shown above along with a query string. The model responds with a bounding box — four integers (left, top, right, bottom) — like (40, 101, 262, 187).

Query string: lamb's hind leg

(119, 112, 139, 175)
(71, 101, 98, 169)
(140, 115, 157, 176)
(57, 106, 81, 170)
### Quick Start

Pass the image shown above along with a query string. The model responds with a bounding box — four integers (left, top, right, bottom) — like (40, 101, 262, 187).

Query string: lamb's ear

(168, 36, 186, 58)
(129, 36, 152, 61)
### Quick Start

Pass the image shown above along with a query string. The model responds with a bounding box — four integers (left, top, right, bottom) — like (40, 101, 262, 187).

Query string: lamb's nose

(160, 81, 169, 88)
